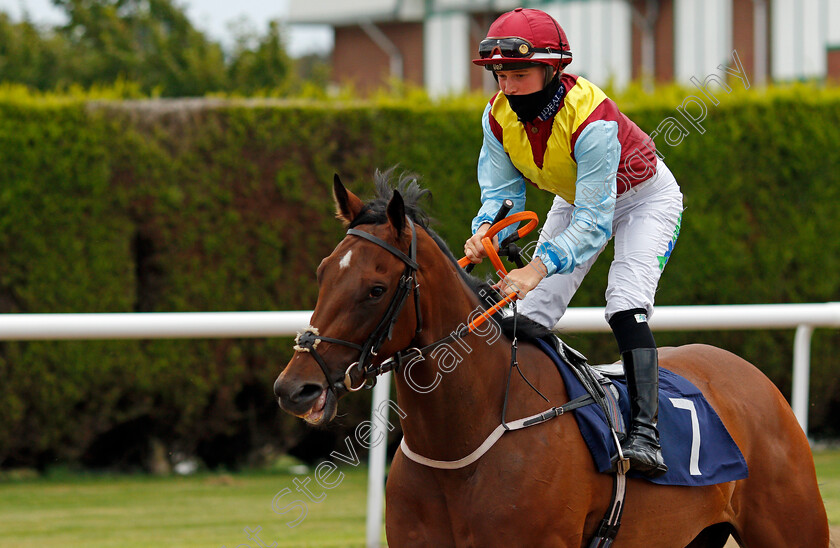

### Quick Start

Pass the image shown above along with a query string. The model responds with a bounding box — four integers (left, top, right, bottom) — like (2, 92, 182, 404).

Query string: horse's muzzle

(274, 375, 337, 425)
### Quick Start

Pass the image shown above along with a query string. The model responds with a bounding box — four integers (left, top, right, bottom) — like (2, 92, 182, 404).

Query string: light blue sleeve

(534, 120, 619, 275)
(471, 102, 527, 243)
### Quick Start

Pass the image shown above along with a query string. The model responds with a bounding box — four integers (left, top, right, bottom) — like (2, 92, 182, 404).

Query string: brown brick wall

(828, 48, 840, 82)
(731, 0, 755, 78)
(332, 22, 425, 94)
(469, 13, 499, 92)
(630, 0, 675, 83)
(732, 0, 772, 84)
(654, 0, 674, 82)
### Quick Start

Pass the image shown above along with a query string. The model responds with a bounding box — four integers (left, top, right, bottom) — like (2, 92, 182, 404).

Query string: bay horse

(274, 172, 829, 547)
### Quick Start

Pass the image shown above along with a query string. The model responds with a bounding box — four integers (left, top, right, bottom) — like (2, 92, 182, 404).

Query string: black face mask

(505, 72, 561, 122)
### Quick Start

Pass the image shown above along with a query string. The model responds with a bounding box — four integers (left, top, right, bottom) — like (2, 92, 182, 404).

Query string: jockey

(463, 8, 683, 478)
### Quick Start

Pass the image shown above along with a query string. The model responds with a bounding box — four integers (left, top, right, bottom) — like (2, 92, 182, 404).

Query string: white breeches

(518, 160, 684, 329)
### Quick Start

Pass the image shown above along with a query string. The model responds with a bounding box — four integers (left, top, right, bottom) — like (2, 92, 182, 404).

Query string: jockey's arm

(470, 103, 527, 243)
(533, 120, 620, 276)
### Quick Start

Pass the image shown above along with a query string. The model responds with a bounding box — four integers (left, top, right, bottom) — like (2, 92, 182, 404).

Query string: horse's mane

(349, 168, 551, 342)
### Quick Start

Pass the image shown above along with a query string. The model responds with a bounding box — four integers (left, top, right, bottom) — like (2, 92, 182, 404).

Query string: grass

(0, 459, 372, 548)
(1, 449, 838, 547)
(815, 448, 840, 527)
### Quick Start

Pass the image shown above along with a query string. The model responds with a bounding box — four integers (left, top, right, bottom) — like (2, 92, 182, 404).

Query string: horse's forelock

(344, 169, 544, 341)
(348, 168, 431, 229)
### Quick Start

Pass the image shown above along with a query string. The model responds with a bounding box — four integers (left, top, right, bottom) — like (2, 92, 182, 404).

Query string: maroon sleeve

(570, 98, 658, 191)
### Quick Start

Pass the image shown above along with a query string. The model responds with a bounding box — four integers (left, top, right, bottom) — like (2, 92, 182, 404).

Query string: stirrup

(609, 453, 631, 475)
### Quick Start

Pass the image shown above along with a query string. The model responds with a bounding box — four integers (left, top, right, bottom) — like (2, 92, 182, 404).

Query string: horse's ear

(333, 174, 364, 225)
(387, 190, 406, 237)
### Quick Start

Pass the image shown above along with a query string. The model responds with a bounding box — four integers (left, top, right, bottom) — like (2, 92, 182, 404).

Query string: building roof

(287, 0, 521, 25)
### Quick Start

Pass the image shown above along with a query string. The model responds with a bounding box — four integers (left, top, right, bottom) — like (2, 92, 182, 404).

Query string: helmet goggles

(478, 36, 571, 62)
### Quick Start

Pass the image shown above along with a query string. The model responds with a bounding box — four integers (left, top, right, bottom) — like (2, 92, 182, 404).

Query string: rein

(294, 207, 628, 548)
(295, 210, 541, 395)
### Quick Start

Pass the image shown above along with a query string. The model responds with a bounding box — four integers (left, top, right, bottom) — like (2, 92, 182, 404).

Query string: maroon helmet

(473, 8, 573, 73)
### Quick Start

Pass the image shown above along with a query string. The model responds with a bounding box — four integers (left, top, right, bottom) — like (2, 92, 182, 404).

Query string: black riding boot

(621, 348, 668, 477)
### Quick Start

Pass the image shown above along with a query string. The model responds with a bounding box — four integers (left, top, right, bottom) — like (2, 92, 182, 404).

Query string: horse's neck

(393, 261, 512, 460)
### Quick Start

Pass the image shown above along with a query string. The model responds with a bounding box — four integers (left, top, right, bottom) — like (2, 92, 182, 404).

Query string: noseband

(293, 217, 424, 395)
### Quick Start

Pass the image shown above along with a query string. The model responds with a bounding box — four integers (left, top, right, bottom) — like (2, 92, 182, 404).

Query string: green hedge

(1, 84, 839, 470)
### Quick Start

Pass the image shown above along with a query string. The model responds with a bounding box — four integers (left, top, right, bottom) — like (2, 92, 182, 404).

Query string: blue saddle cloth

(532, 338, 749, 487)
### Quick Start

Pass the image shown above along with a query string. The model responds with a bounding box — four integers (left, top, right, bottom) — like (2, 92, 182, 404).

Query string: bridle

(293, 210, 539, 396)
(293, 217, 425, 395)
(292, 208, 628, 545)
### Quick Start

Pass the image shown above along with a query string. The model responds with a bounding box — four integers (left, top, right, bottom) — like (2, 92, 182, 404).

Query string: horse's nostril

(274, 375, 325, 405)
(293, 383, 323, 404)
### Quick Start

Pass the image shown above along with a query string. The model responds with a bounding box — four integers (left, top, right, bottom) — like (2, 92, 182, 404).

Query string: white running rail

(1, 302, 838, 548)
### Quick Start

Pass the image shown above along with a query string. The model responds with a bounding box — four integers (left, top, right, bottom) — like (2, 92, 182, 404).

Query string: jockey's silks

(488, 73, 658, 203)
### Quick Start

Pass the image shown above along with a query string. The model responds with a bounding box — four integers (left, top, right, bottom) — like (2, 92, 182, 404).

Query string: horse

(273, 172, 829, 547)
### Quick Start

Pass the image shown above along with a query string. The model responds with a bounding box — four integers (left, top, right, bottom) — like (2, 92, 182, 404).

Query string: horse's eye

(369, 286, 386, 299)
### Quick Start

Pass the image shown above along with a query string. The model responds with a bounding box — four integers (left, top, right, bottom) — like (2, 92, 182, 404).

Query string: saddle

(539, 334, 627, 441)
(531, 333, 749, 487)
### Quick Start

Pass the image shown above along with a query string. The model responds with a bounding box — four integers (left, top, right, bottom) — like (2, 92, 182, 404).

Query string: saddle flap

(535, 335, 626, 438)
(532, 335, 749, 487)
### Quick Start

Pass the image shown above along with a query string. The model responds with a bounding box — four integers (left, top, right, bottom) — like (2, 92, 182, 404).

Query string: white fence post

(792, 325, 814, 436)
(366, 371, 391, 548)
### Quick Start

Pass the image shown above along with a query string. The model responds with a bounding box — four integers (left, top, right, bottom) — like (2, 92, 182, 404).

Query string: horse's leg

(685, 523, 735, 548)
(723, 384, 829, 547)
(663, 345, 830, 548)
(385, 451, 456, 547)
(729, 436, 830, 547)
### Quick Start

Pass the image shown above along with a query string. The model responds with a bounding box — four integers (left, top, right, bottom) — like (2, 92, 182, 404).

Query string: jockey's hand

(463, 223, 498, 264)
(492, 258, 548, 300)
